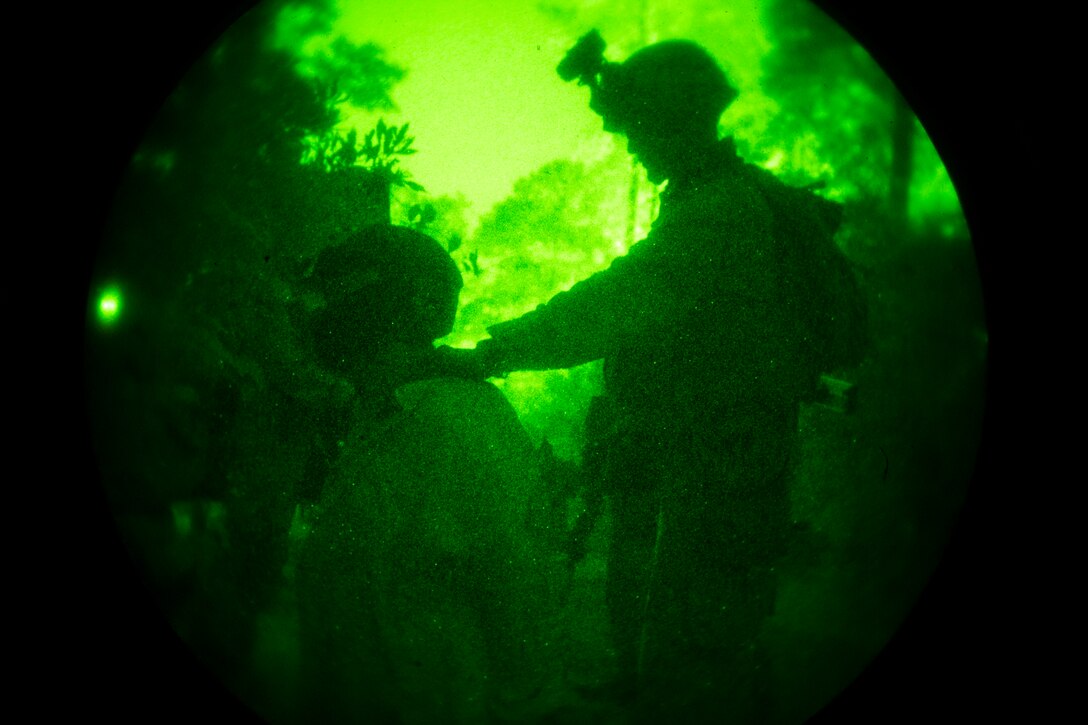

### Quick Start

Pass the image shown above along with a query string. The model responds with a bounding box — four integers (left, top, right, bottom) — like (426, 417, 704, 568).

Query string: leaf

(447, 234, 462, 253)
(404, 180, 425, 192)
(393, 123, 408, 147)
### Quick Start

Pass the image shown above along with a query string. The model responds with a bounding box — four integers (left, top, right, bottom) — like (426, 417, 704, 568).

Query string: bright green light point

(97, 289, 122, 324)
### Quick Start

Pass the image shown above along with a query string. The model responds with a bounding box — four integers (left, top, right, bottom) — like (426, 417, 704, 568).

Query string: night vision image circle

(84, 0, 987, 722)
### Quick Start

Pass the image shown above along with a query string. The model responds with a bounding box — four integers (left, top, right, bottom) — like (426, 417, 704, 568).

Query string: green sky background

(262, 0, 964, 240)
(280, 0, 863, 233)
(333, 0, 602, 229)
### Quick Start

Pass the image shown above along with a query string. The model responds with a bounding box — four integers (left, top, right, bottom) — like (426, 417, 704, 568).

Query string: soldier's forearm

(486, 308, 610, 373)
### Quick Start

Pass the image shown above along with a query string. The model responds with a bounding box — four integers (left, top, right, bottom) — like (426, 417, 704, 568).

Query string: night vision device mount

(556, 30, 628, 127)
(557, 30, 610, 87)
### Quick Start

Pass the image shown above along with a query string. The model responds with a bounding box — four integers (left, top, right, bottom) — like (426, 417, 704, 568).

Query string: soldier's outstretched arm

(427, 342, 508, 380)
(480, 187, 772, 374)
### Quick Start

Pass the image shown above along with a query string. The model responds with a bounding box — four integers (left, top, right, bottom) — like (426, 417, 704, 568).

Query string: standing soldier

(439, 30, 866, 722)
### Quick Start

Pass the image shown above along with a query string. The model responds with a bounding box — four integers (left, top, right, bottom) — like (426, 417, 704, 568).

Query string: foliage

(759, 0, 898, 195)
(407, 202, 439, 231)
(362, 119, 422, 190)
(296, 37, 405, 110)
(757, 0, 968, 244)
(305, 118, 424, 191)
(452, 157, 625, 343)
(94, 0, 411, 534)
(400, 193, 471, 252)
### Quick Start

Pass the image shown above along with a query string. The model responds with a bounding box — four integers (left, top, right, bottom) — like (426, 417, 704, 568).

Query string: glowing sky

(271, 0, 963, 235)
(330, 0, 610, 228)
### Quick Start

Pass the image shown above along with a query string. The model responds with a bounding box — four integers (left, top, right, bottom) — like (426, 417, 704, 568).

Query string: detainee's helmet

(308, 225, 462, 373)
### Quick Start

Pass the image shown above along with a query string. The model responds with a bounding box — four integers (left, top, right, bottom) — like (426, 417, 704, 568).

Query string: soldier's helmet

(559, 31, 737, 135)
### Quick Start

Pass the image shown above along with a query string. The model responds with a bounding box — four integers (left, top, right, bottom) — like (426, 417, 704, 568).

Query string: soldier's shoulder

(657, 165, 770, 231)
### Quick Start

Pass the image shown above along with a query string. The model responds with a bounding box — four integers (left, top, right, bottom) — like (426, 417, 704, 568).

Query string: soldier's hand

(432, 344, 505, 380)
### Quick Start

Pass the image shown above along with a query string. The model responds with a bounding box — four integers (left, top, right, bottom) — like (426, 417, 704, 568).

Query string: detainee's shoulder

(396, 378, 533, 458)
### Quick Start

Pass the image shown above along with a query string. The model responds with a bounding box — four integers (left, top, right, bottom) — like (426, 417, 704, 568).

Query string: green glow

(96, 287, 122, 325)
(171, 503, 193, 537)
(90, 2, 985, 723)
(323, 0, 777, 234)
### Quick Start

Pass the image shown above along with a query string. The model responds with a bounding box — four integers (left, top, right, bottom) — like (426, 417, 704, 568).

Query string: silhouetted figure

(294, 225, 573, 723)
(438, 31, 867, 723)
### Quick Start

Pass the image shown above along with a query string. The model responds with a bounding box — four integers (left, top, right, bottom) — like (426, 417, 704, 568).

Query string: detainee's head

(307, 224, 462, 376)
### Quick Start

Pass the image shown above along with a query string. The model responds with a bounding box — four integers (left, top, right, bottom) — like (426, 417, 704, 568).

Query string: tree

(759, 0, 970, 244)
(111, 0, 404, 272)
(87, 4, 413, 713)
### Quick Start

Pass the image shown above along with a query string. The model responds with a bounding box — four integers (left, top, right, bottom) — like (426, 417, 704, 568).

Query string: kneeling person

(295, 225, 566, 723)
